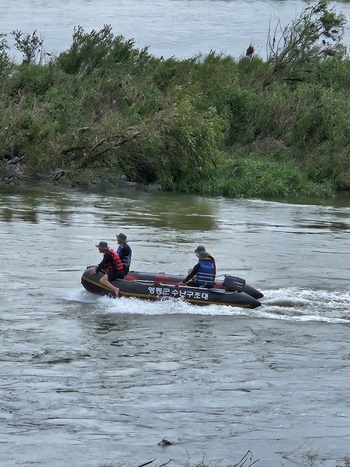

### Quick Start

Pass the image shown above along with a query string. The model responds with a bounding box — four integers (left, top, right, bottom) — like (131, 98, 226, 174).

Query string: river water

(1, 183, 350, 467)
(1, 0, 350, 61)
(2, 2, 350, 465)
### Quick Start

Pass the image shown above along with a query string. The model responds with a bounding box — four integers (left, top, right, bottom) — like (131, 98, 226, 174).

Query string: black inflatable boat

(81, 267, 263, 309)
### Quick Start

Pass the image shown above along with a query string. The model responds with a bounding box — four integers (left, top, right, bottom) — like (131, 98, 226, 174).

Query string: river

(1, 183, 350, 467)
(2, 1, 350, 465)
(1, 0, 350, 61)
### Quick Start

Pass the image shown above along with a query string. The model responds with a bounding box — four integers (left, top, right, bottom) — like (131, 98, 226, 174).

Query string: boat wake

(68, 287, 350, 324)
(261, 287, 350, 323)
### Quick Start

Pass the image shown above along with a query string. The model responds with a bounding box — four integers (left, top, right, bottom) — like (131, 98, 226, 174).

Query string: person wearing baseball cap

(92, 241, 125, 297)
(116, 232, 132, 274)
(194, 245, 216, 275)
(178, 250, 215, 288)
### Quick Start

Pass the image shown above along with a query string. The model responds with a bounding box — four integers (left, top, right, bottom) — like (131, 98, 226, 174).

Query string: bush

(267, 0, 347, 75)
(113, 94, 227, 190)
(7, 64, 54, 96)
(216, 148, 334, 197)
(0, 33, 11, 77)
(56, 25, 151, 76)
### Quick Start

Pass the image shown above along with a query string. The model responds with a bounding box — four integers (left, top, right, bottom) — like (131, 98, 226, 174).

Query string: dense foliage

(1, 0, 350, 197)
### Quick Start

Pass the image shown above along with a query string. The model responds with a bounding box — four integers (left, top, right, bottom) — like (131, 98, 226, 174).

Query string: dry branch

(62, 129, 141, 169)
(78, 130, 141, 169)
(137, 458, 156, 467)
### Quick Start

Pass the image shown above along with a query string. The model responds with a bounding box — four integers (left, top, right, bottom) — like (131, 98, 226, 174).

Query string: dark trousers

(107, 270, 125, 281)
(186, 281, 213, 288)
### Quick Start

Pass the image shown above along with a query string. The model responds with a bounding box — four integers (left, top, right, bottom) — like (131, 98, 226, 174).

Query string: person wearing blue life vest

(116, 232, 132, 274)
(178, 251, 216, 288)
(194, 245, 216, 275)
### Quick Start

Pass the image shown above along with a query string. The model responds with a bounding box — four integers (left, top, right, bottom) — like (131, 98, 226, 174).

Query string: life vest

(117, 244, 132, 270)
(207, 253, 216, 275)
(106, 249, 124, 272)
(196, 260, 215, 286)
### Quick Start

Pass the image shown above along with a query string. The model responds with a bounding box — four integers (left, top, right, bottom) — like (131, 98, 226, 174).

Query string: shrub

(113, 93, 227, 190)
(266, 0, 347, 82)
(0, 33, 11, 77)
(217, 148, 334, 197)
(7, 63, 54, 96)
(56, 25, 151, 76)
(11, 30, 44, 65)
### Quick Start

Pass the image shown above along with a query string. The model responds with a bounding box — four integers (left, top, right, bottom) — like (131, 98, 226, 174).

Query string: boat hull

(81, 267, 262, 309)
(124, 271, 263, 300)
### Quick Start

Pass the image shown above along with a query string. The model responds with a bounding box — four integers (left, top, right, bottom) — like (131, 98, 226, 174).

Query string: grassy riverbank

(1, 1, 350, 198)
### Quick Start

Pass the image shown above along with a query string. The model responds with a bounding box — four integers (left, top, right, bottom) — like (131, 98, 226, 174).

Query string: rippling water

(2, 0, 350, 61)
(1, 184, 350, 467)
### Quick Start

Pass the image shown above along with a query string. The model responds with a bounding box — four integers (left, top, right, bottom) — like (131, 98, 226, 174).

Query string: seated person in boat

(178, 251, 216, 288)
(194, 245, 216, 275)
(116, 232, 132, 274)
(93, 241, 125, 297)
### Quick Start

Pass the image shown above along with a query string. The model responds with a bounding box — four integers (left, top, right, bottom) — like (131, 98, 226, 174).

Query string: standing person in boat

(116, 232, 132, 274)
(92, 241, 125, 297)
(194, 245, 216, 275)
(178, 251, 216, 288)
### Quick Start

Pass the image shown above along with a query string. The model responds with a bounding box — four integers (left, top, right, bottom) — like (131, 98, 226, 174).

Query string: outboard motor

(222, 275, 246, 291)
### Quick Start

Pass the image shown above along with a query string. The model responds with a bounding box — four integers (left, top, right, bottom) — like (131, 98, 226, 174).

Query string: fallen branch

(159, 459, 173, 467)
(235, 450, 259, 467)
(62, 130, 141, 170)
(137, 458, 156, 467)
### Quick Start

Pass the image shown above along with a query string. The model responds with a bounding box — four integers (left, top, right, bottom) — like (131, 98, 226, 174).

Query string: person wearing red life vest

(92, 241, 125, 297)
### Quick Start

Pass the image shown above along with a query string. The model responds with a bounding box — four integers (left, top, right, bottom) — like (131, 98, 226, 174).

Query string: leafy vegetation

(1, 0, 350, 198)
